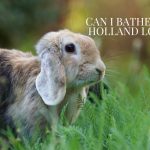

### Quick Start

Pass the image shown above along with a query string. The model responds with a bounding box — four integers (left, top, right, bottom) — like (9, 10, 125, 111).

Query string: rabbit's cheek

(65, 63, 79, 83)
(77, 64, 103, 84)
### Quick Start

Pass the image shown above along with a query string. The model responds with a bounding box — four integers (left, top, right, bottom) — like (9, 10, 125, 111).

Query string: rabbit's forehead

(60, 33, 100, 54)
(77, 36, 100, 57)
(62, 34, 100, 63)
(60, 34, 76, 44)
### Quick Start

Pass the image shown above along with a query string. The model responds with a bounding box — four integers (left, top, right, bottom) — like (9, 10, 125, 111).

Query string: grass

(1, 67, 150, 150)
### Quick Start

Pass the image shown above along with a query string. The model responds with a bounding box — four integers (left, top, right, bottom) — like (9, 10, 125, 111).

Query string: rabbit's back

(0, 49, 39, 101)
(0, 49, 40, 131)
(0, 49, 15, 107)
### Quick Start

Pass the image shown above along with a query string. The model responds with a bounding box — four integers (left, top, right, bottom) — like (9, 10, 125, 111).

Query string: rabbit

(0, 29, 105, 137)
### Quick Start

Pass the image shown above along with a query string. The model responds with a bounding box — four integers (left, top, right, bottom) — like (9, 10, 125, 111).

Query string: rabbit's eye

(65, 43, 76, 53)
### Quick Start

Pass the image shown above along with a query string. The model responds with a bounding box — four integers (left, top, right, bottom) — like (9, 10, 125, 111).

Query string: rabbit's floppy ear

(35, 32, 66, 105)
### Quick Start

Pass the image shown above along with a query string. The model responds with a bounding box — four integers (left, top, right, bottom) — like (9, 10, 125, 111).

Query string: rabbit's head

(35, 30, 105, 105)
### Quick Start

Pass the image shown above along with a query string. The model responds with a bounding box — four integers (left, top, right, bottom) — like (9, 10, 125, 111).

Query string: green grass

(1, 67, 150, 150)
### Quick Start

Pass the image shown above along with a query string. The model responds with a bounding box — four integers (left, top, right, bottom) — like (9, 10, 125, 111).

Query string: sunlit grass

(1, 67, 150, 150)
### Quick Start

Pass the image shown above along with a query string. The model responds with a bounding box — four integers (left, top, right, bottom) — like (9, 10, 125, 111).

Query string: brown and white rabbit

(0, 29, 105, 136)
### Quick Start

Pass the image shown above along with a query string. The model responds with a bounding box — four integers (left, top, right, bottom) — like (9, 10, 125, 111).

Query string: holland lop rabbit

(0, 30, 105, 136)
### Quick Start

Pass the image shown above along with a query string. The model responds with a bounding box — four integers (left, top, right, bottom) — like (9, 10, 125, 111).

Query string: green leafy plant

(1, 67, 150, 150)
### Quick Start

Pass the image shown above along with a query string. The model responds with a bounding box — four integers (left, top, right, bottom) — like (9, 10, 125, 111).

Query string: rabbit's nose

(95, 60, 106, 78)
(95, 68, 105, 80)
(95, 68, 102, 75)
(96, 59, 106, 75)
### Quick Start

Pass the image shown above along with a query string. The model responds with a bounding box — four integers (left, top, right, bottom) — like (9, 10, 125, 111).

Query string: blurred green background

(0, 0, 150, 88)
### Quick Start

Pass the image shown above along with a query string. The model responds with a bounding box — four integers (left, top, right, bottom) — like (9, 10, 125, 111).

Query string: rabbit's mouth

(68, 73, 104, 88)
(80, 70, 105, 83)
(86, 76, 104, 85)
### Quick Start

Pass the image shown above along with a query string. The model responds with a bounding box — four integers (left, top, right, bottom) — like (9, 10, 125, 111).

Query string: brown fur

(0, 49, 43, 136)
(0, 48, 81, 136)
(0, 30, 105, 137)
